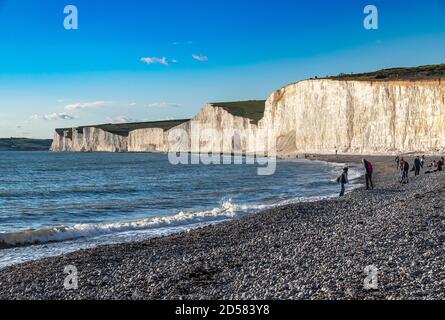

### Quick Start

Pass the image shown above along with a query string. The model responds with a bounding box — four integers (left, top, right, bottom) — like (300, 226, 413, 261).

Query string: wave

(0, 192, 340, 249)
(0, 159, 364, 250)
(0, 199, 255, 249)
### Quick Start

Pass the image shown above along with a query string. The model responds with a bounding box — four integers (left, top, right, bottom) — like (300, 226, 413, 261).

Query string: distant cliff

(51, 64, 445, 156)
(0, 138, 53, 151)
(51, 120, 189, 152)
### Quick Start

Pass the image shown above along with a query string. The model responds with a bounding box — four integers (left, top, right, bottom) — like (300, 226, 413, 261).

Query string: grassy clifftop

(56, 119, 190, 138)
(212, 100, 266, 124)
(327, 64, 445, 81)
(0, 138, 53, 151)
(56, 100, 268, 138)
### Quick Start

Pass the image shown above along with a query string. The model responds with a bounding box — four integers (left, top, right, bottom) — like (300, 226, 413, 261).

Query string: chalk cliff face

(51, 79, 445, 155)
(168, 104, 261, 154)
(259, 79, 445, 155)
(50, 127, 127, 152)
(128, 128, 166, 152)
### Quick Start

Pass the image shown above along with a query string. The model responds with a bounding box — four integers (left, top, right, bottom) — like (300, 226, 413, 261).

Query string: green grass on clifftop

(0, 138, 53, 151)
(327, 64, 445, 81)
(56, 119, 190, 138)
(212, 100, 266, 124)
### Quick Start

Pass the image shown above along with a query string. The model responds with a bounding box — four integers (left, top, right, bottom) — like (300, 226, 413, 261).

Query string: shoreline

(0, 156, 363, 254)
(1, 155, 444, 299)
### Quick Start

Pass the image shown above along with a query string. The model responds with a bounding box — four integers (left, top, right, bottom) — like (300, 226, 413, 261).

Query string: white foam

(0, 199, 272, 247)
(0, 191, 343, 248)
(0, 160, 365, 249)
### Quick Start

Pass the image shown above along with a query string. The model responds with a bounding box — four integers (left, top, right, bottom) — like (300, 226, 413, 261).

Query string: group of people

(395, 156, 415, 184)
(395, 155, 444, 183)
(337, 158, 374, 197)
(425, 157, 444, 174)
(338, 154, 445, 197)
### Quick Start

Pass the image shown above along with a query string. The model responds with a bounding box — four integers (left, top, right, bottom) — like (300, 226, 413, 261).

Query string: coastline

(1, 155, 444, 300)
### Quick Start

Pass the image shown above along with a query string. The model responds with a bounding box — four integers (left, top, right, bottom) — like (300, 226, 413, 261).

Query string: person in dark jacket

(414, 156, 421, 176)
(395, 156, 400, 169)
(400, 158, 410, 184)
(438, 158, 444, 172)
(362, 159, 374, 190)
(338, 167, 349, 197)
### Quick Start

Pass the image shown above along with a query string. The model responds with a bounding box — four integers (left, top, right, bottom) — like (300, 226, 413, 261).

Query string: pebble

(0, 163, 444, 300)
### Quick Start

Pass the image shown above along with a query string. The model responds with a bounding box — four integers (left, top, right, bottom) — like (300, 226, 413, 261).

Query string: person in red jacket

(363, 159, 374, 190)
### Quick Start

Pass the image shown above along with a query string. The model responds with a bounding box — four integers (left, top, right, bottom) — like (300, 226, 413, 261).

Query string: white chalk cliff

(51, 78, 445, 155)
(51, 127, 127, 152)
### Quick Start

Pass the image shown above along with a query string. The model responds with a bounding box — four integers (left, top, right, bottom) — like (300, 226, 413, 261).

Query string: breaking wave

(0, 192, 341, 249)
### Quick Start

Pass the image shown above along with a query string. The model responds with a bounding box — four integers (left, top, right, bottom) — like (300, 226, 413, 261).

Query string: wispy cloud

(106, 116, 138, 124)
(192, 54, 208, 62)
(146, 102, 181, 109)
(140, 57, 169, 66)
(65, 101, 108, 111)
(31, 113, 75, 121)
(172, 40, 194, 45)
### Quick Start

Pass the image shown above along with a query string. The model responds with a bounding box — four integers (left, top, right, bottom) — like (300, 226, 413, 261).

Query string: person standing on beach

(438, 158, 445, 172)
(414, 156, 421, 176)
(400, 158, 410, 184)
(362, 159, 374, 190)
(338, 167, 349, 197)
(395, 156, 400, 169)
(420, 155, 425, 169)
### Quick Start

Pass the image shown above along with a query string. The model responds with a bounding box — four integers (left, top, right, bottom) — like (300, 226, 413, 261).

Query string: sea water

(0, 152, 362, 268)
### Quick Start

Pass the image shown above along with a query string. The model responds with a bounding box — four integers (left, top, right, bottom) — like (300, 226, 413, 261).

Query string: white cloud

(31, 113, 75, 121)
(146, 102, 181, 109)
(140, 57, 169, 66)
(106, 116, 138, 124)
(65, 101, 108, 111)
(172, 41, 193, 45)
(192, 54, 208, 62)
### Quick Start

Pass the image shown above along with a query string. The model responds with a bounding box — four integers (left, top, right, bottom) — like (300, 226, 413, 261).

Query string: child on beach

(337, 167, 349, 197)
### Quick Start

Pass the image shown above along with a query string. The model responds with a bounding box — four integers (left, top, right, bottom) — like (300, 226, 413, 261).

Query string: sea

(0, 152, 363, 268)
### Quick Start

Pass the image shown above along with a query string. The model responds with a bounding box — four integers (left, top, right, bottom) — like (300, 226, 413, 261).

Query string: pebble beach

(0, 156, 444, 300)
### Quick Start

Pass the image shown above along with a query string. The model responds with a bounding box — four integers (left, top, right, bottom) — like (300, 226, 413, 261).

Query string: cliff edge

(51, 64, 445, 156)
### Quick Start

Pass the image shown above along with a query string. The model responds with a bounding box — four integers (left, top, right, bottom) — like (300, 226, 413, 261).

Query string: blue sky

(0, 0, 444, 138)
